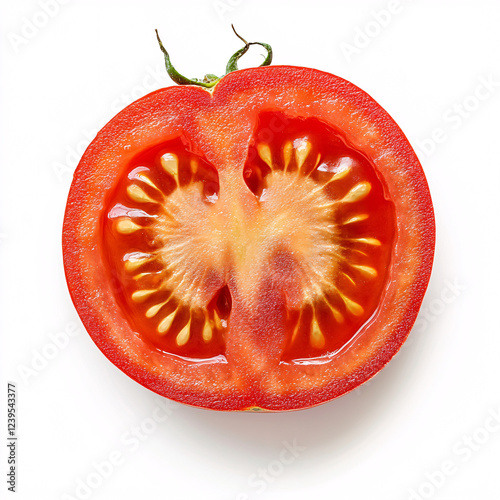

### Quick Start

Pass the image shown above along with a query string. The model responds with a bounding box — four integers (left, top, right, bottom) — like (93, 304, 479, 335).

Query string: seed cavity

(237, 114, 394, 360)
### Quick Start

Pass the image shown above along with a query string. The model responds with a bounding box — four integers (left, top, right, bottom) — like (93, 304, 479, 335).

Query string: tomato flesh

(64, 66, 434, 411)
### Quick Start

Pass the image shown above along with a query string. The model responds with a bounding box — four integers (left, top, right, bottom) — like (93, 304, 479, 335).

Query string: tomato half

(63, 65, 434, 411)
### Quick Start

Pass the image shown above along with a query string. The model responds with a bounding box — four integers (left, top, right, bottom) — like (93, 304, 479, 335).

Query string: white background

(1, 1, 499, 499)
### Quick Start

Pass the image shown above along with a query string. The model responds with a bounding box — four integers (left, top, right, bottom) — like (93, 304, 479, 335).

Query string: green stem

(155, 26, 273, 88)
(155, 30, 218, 88)
(225, 25, 272, 74)
(225, 41, 272, 74)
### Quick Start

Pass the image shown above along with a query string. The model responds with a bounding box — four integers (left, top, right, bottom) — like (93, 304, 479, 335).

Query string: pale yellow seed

(133, 272, 150, 280)
(324, 299, 345, 323)
(310, 317, 325, 349)
(352, 249, 368, 256)
(354, 237, 382, 246)
(331, 307, 344, 323)
(202, 320, 213, 342)
(283, 141, 293, 170)
(176, 323, 191, 346)
(213, 309, 223, 330)
(312, 153, 322, 171)
(343, 213, 369, 225)
(257, 143, 273, 168)
(161, 153, 179, 182)
(124, 257, 151, 272)
(137, 173, 161, 191)
(342, 272, 356, 286)
(131, 289, 157, 302)
(158, 310, 176, 334)
(127, 184, 157, 204)
(146, 301, 168, 318)
(190, 157, 199, 175)
(331, 165, 352, 181)
(352, 265, 378, 278)
(342, 181, 372, 203)
(295, 139, 312, 169)
(291, 318, 301, 344)
(116, 219, 142, 234)
(341, 294, 364, 316)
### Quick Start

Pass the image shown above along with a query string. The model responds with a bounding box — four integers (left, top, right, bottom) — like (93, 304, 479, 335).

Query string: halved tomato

(63, 63, 434, 411)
